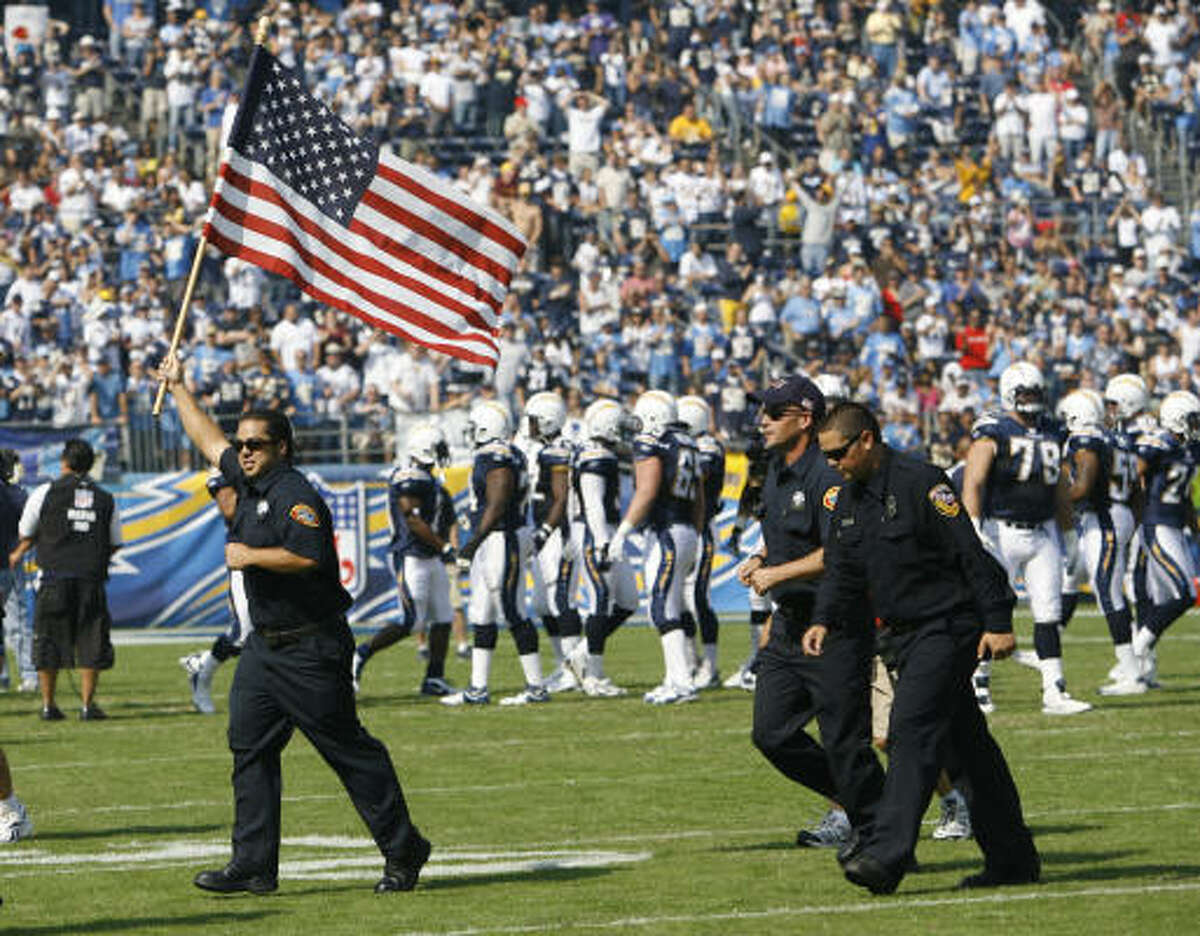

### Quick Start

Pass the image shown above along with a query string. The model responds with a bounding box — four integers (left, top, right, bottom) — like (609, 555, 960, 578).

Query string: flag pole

(153, 16, 272, 417)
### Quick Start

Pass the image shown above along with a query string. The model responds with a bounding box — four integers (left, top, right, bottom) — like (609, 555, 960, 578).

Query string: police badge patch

(822, 486, 840, 511)
(791, 490, 807, 511)
(928, 483, 961, 518)
(289, 503, 320, 527)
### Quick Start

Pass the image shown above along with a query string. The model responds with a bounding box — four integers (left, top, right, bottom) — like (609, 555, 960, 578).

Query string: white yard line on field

(392, 881, 1200, 936)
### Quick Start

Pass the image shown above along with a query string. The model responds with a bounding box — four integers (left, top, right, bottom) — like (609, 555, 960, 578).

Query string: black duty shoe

(80, 705, 108, 721)
(194, 865, 278, 895)
(375, 836, 432, 893)
(40, 705, 65, 721)
(958, 857, 1040, 889)
(842, 852, 902, 895)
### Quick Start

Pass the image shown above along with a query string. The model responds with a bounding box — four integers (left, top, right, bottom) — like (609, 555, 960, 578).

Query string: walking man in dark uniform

(740, 376, 883, 850)
(158, 354, 430, 895)
(807, 402, 1039, 895)
(10, 440, 119, 721)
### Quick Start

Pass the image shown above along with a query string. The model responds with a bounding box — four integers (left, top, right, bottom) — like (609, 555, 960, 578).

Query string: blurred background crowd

(3, 0, 1200, 469)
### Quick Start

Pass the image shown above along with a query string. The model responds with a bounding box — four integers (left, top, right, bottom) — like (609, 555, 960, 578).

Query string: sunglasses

(232, 437, 275, 453)
(821, 435, 859, 463)
(763, 403, 803, 420)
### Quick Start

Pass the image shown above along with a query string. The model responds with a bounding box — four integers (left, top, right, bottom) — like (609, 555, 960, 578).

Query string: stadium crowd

(1, 0, 1200, 468)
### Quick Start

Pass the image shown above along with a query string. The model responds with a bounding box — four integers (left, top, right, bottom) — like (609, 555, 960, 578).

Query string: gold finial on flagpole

(254, 16, 270, 46)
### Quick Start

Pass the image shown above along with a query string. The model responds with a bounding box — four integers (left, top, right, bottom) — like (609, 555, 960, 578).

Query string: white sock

(561, 635, 582, 658)
(587, 653, 605, 679)
(199, 650, 219, 676)
(1114, 643, 1138, 679)
(471, 647, 493, 690)
(547, 635, 563, 664)
(703, 643, 718, 669)
(662, 630, 690, 687)
(1132, 627, 1155, 658)
(943, 788, 966, 807)
(519, 652, 544, 687)
(683, 636, 698, 675)
(1039, 657, 1065, 693)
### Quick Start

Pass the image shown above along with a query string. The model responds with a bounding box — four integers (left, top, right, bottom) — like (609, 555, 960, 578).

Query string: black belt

(258, 623, 322, 649)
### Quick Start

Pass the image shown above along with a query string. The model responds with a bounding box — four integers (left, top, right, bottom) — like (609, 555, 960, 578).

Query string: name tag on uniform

(840, 517, 855, 528)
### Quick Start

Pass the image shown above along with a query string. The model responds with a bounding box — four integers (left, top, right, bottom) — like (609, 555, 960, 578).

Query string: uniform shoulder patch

(822, 485, 840, 511)
(289, 503, 321, 527)
(928, 482, 960, 518)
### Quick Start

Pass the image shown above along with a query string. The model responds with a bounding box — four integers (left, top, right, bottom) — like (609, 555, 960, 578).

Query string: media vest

(34, 474, 116, 580)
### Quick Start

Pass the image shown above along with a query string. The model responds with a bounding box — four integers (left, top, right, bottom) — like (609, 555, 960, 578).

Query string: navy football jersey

(469, 440, 528, 532)
(973, 412, 1065, 523)
(1107, 427, 1138, 507)
(572, 444, 622, 529)
(388, 461, 440, 559)
(632, 428, 701, 528)
(695, 433, 726, 523)
(433, 481, 456, 541)
(1065, 429, 1113, 514)
(1137, 429, 1200, 528)
(531, 437, 573, 528)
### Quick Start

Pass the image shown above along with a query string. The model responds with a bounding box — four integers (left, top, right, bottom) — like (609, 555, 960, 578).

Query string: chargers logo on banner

(308, 474, 368, 599)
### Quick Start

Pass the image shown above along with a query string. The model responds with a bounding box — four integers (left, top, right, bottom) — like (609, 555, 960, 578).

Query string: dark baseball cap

(750, 374, 826, 422)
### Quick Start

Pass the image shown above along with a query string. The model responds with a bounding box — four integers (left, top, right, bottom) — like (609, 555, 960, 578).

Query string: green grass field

(3, 610, 1200, 935)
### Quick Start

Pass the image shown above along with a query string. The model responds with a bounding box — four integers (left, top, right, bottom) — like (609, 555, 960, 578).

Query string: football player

(563, 399, 639, 696)
(611, 390, 704, 704)
(678, 395, 726, 689)
(1131, 391, 1200, 681)
(179, 467, 251, 715)
(518, 392, 582, 693)
(724, 429, 769, 691)
(352, 422, 458, 697)
(442, 401, 547, 706)
(962, 362, 1091, 715)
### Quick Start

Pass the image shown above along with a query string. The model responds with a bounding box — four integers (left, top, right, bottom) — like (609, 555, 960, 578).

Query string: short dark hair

(0, 448, 18, 483)
(239, 409, 296, 463)
(63, 438, 95, 473)
(820, 402, 881, 443)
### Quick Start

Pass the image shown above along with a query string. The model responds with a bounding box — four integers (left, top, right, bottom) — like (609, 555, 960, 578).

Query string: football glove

(440, 542, 457, 564)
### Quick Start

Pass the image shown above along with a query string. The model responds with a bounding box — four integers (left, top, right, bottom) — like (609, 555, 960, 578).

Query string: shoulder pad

(698, 435, 724, 455)
(633, 434, 662, 457)
(577, 446, 615, 462)
(970, 413, 1003, 439)
(477, 441, 512, 458)
(1137, 431, 1171, 452)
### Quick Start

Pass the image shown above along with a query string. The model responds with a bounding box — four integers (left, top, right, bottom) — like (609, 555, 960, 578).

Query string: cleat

(194, 865, 278, 895)
(1042, 686, 1092, 716)
(80, 705, 108, 721)
(1106, 661, 1123, 683)
(39, 705, 65, 721)
(581, 675, 627, 697)
(0, 798, 33, 843)
(692, 659, 721, 690)
(1138, 648, 1162, 688)
(455, 642, 471, 660)
(958, 856, 1040, 889)
(1097, 677, 1147, 696)
(723, 666, 756, 691)
(419, 676, 455, 697)
(351, 650, 366, 695)
(1010, 649, 1041, 670)
(376, 836, 432, 893)
(543, 667, 579, 694)
(642, 682, 698, 705)
(796, 808, 851, 848)
(440, 686, 490, 706)
(499, 685, 551, 706)
(564, 641, 589, 684)
(932, 793, 972, 841)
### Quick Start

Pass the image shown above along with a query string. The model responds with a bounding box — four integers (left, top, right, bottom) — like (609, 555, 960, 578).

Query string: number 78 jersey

(633, 428, 701, 529)
(972, 412, 1066, 524)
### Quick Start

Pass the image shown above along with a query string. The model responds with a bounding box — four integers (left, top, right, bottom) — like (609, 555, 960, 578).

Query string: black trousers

(752, 620, 883, 831)
(227, 627, 422, 876)
(866, 616, 1037, 873)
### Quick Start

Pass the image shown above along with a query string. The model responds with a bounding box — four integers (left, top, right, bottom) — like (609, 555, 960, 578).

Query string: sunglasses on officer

(762, 403, 806, 421)
(820, 432, 864, 464)
(232, 436, 277, 453)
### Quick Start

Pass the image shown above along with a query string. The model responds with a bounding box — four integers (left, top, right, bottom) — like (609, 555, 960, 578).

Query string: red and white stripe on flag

(203, 56, 525, 369)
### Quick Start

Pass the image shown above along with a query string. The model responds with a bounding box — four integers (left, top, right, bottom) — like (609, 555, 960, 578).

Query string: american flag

(204, 49, 525, 369)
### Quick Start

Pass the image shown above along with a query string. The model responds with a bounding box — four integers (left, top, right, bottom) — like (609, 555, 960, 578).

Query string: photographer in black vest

(9, 440, 121, 721)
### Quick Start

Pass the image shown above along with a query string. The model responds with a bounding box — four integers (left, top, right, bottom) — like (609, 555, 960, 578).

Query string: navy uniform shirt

(1108, 427, 1138, 507)
(219, 447, 351, 632)
(696, 432, 726, 524)
(571, 444, 622, 528)
(531, 438, 573, 529)
(1137, 429, 1200, 528)
(387, 461, 440, 560)
(468, 440, 528, 532)
(1064, 429, 1112, 514)
(632, 428, 700, 529)
(759, 443, 842, 604)
(972, 412, 1066, 523)
(815, 448, 1016, 634)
